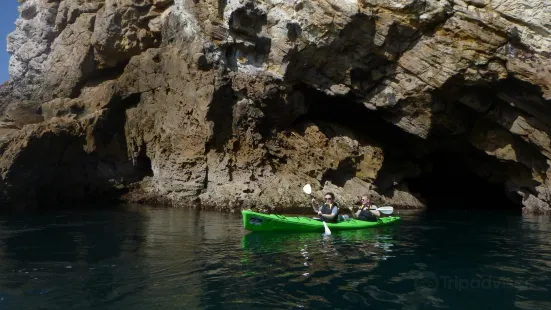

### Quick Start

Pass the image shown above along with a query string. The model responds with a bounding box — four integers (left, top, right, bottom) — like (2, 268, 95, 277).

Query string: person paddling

(353, 195, 380, 222)
(311, 192, 339, 223)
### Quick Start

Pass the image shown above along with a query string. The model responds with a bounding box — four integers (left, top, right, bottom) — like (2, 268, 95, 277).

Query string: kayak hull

(242, 210, 400, 232)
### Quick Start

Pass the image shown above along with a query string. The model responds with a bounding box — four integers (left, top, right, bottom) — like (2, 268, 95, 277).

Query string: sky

(0, 1, 20, 83)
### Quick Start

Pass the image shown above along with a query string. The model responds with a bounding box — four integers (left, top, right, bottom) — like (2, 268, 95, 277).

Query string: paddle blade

(377, 206, 394, 215)
(302, 184, 312, 195)
(323, 221, 331, 235)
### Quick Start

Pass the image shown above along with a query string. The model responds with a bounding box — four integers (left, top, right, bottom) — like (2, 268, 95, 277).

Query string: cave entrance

(291, 84, 523, 213)
(405, 150, 522, 212)
(291, 84, 425, 154)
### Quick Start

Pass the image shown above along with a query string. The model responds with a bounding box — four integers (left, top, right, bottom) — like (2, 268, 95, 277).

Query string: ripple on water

(0, 207, 550, 309)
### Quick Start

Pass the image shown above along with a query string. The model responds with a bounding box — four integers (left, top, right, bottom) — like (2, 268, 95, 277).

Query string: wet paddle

(302, 184, 331, 235)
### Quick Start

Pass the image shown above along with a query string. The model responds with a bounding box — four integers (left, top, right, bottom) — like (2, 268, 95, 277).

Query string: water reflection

(241, 228, 397, 268)
(0, 206, 549, 309)
(0, 205, 149, 308)
(387, 210, 551, 310)
(195, 227, 400, 309)
(514, 215, 551, 310)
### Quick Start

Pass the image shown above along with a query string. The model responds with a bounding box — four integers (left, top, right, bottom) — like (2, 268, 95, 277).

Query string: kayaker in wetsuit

(311, 192, 339, 223)
(353, 195, 380, 222)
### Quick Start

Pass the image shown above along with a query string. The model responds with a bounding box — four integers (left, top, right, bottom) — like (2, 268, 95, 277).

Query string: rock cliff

(1, 0, 551, 214)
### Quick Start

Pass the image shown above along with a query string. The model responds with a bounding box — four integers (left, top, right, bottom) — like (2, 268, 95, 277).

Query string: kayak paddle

(373, 205, 394, 215)
(302, 184, 331, 235)
(322, 220, 331, 235)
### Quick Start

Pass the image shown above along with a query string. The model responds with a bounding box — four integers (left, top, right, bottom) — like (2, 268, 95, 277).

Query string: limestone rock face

(7, 0, 172, 102)
(2, 0, 551, 213)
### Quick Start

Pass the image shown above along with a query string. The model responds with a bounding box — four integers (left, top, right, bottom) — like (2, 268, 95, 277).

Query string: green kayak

(242, 210, 401, 232)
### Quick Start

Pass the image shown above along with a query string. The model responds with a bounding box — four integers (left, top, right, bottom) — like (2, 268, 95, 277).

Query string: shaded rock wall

(1, 0, 551, 214)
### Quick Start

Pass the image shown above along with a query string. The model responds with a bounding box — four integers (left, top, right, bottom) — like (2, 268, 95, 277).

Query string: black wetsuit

(357, 205, 378, 222)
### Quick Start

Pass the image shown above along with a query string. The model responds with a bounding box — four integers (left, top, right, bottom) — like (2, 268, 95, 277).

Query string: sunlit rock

(1, 0, 551, 213)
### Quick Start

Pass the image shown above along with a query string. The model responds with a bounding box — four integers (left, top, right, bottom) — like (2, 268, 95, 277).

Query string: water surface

(0, 206, 549, 309)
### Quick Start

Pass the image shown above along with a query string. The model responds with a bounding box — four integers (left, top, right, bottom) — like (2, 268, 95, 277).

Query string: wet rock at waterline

(1, 0, 551, 214)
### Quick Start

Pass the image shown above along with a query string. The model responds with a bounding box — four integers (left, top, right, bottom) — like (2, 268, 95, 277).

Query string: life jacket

(358, 204, 377, 221)
(319, 203, 338, 215)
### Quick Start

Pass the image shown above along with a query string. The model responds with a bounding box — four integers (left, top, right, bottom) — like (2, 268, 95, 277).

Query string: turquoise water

(0, 205, 549, 309)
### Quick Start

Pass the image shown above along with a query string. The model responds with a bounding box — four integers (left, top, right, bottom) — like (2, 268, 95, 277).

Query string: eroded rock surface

(2, 0, 551, 214)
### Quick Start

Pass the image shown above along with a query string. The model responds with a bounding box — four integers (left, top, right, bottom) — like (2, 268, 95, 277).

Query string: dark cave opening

(135, 144, 154, 179)
(292, 84, 523, 212)
(320, 155, 364, 187)
(291, 84, 425, 154)
(405, 150, 522, 212)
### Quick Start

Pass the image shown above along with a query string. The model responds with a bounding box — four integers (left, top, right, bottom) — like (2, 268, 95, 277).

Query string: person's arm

(353, 205, 364, 219)
(311, 198, 320, 213)
(368, 204, 381, 217)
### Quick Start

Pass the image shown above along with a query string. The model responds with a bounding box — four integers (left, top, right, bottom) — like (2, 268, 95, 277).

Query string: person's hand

(318, 211, 322, 216)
